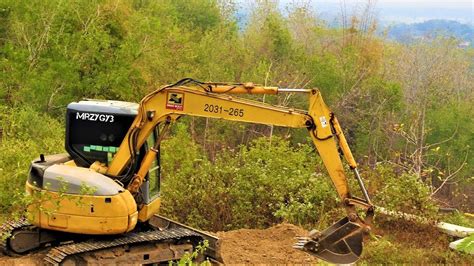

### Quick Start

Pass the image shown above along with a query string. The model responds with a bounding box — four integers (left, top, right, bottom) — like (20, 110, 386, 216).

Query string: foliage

(160, 123, 444, 231)
(362, 235, 472, 264)
(456, 234, 474, 254)
(0, 106, 63, 212)
(362, 237, 416, 264)
(441, 211, 474, 228)
(173, 240, 210, 266)
(160, 126, 337, 231)
(0, 0, 147, 113)
(368, 163, 438, 217)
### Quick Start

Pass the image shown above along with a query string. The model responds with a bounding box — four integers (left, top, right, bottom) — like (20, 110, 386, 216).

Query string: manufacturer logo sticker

(166, 92, 184, 111)
(319, 116, 328, 128)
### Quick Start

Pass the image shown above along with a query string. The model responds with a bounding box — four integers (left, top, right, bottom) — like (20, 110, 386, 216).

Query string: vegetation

(175, 240, 211, 266)
(456, 234, 474, 254)
(0, 107, 63, 214)
(387, 19, 474, 45)
(160, 124, 336, 230)
(0, 0, 472, 263)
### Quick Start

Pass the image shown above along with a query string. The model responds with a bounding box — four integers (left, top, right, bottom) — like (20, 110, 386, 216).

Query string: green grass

(361, 219, 473, 264)
(441, 211, 474, 228)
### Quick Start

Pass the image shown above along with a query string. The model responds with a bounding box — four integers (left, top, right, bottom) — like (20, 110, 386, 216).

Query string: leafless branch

(425, 125, 458, 150)
(430, 151, 469, 196)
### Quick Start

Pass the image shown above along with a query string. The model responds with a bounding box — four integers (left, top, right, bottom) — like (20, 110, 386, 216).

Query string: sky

(318, 0, 472, 8)
(268, 0, 474, 24)
(309, 0, 473, 24)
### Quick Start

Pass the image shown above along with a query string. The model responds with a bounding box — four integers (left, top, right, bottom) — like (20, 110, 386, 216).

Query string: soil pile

(216, 223, 318, 264)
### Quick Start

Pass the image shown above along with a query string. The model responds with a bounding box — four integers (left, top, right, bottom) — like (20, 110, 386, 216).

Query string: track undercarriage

(1, 215, 222, 265)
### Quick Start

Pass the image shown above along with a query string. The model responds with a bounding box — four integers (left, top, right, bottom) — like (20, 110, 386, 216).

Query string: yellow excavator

(1, 78, 374, 264)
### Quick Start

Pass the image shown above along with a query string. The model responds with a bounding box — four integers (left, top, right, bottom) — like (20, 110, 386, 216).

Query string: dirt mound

(216, 223, 318, 264)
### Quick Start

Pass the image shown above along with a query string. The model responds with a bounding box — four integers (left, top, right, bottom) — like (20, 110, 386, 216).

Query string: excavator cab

(64, 100, 161, 204)
(66, 100, 139, 167)
(27, 100, 162, 234)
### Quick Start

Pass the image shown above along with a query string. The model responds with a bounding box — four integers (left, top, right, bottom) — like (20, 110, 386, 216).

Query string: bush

(0, 106, 64, 213)
(228, 137, 336, 229)
(160, 126, 338, 231)
(441, 211, 474, 228)
(160, 124, 445, 231)
(367, 163, 438, 217)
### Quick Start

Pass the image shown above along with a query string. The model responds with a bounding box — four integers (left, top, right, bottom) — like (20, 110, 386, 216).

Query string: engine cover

(42, 164, 125, 196)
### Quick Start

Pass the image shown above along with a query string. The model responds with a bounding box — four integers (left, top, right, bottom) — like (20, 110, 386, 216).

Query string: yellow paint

(63, 160, 77, 167)
(26, 182, 137, 234)
(307, 91, 350, 199)
(332, 117, 357, 168)
(138, 197, 161, 222)
(48, 213, 68, 228)
(89, 161, 108, 174)
(128, 149, 158, 194)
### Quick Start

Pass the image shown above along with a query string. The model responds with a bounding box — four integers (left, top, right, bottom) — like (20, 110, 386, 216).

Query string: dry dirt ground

(0, 223, 317, 265)
(0, 252, 45, 265)
(217, 223, 318, 264)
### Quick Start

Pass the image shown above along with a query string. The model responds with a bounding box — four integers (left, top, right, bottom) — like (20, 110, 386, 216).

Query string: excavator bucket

(294, 217, 364, 264)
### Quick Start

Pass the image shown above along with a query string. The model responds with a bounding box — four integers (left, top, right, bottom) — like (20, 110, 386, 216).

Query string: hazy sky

(237, 0, 473, 24)
(279, 0, 474, 23)
(320, 0, 472, 7)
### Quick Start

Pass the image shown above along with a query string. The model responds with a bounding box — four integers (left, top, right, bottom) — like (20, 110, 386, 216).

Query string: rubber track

(44, 227, 202, 265)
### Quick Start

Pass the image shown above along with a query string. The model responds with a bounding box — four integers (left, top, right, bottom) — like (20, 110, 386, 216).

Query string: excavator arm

(106, 78, 374, 264)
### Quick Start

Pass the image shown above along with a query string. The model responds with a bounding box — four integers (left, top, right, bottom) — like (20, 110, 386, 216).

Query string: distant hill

(386, 19, 473, 46)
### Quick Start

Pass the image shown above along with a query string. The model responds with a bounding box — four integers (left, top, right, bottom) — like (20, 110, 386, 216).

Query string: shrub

(441, 211, 474, 228)
(367, 163, 438, 218)
(160, 128, 338, 231)
(0, 106, 64, 213)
